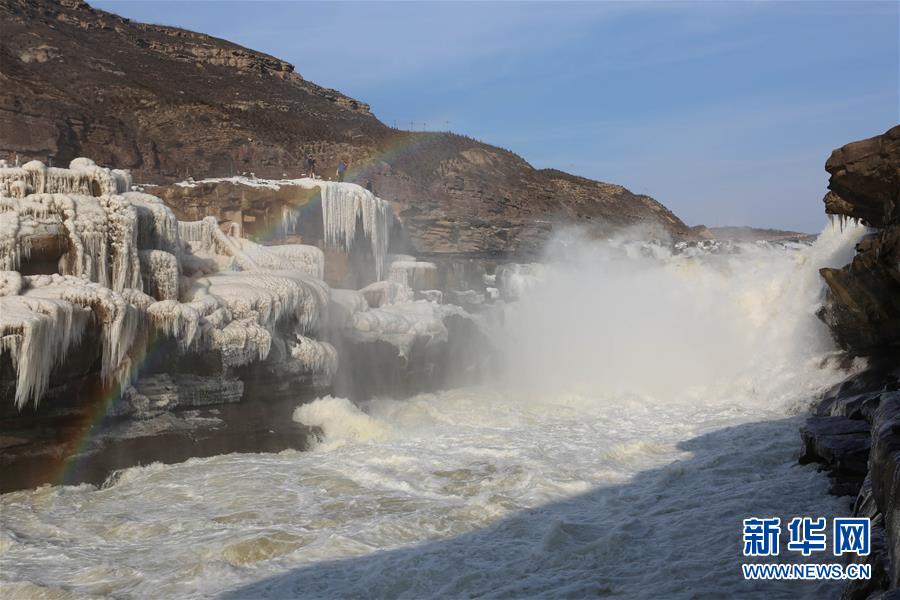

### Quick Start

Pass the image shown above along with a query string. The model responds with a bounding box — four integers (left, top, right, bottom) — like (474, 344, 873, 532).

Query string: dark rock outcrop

(0, 0, 695, 259)
(818, 125, 900, 355)
(801, 364, 900, 597)
(801, 126, 900, 600)
(800, 415, 871, 496)
(806, 124, 900, 599)
(868, 391, 900, 587)
(0, 393, 318, 493)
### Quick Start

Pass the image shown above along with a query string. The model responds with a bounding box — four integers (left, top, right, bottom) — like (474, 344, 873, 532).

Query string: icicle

(0, 292, 90, 408)
(387, 259, 437, 289)
(147, 300, 202, 350)
(139, 250, 180, 300)
(23, 275, 142, 392)
(0, 211, 22, 270)
(0, 159, 361, 410)
(178, 217, 218, 253)
(289, 335, 338, 378)
(101, 195, 142, 293)
(0, 159, 131, 198)
(126, 192, 181, 258)
(319, 182, 392, 279)
(211, 318, 272, 367)
(183, 271, 325, 333)
(225, 237, 324, 278)
(282, 205, 301, 235)
(16, 192, 114, 286)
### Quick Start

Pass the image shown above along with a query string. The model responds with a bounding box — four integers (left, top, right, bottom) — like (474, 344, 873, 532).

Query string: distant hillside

(710, 226, 818, 243)
(691, 225, 817, 243)
(0, 0, 695, 256)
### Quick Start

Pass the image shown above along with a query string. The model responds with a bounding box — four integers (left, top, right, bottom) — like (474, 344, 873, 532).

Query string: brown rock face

(818, 125, 900, 354)
(0, 0, 694, 258)
(825, 127, 900, 228)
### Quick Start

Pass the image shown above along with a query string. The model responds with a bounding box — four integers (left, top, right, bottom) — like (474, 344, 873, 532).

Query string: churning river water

(0, 224, 869, 599)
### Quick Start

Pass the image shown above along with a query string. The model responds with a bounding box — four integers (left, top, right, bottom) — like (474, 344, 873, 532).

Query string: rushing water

(0, 224, 869, 599)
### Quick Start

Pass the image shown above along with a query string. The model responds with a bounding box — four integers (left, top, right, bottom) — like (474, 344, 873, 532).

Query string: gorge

(0, 1, 898, 599)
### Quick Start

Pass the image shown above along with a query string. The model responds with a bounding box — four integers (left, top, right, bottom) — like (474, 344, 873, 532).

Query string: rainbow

(47, 330, 171, 487)
(253, 130, 447, 242)
(37, 129, 451, 487)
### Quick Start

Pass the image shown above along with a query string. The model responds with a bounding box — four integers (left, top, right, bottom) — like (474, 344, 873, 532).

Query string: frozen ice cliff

(0, 159, 490, 491)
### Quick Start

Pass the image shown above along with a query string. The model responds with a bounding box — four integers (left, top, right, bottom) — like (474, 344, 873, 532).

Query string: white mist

(0, 223, 867, 599)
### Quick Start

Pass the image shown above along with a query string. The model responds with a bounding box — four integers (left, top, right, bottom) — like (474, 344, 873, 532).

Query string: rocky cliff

(0, 0, 693, 258)
(802, 125, 900, 598)
(818, 125, 900, 354)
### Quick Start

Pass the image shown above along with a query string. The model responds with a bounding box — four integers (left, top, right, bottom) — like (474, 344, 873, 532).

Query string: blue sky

(95, 1, 899, 232)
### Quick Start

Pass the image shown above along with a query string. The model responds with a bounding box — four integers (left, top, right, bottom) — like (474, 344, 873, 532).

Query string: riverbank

(800, 359, 900, 597)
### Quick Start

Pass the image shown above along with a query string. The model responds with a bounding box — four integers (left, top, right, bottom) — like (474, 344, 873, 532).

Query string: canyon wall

(803, 124, 900, 598)
(0, 0, 695, 263)
(818, 125, 900, 355)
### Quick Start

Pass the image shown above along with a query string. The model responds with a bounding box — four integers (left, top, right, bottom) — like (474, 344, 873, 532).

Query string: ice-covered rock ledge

(147, 175, 396, 286)
(145, 176, 555, 309)
(0, 158, 491, 492)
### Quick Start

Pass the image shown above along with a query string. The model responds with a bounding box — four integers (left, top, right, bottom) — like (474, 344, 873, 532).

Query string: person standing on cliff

(306, 155, 317, 179)
(337, 159, 347, 182)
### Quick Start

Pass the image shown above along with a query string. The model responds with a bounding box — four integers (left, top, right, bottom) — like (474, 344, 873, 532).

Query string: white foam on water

(293, 396, 392, 449)
(0, 222, 869, 599)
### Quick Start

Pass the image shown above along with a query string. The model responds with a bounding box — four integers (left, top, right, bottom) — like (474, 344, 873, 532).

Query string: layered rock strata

(1, 0, 696, 262)
(818, 125, 900, 355)
(802, 125, 900, 598)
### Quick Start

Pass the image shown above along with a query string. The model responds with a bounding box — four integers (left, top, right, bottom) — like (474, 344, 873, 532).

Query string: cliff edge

(818, 125, 900, 354)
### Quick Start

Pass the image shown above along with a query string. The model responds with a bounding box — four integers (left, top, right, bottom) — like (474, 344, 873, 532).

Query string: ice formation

(183, 271, 329, 336)
(2, 159, 469, 409)
(139, 250, 180, 300)
(0, 159, 342, 408)
(0, 191, 141, 292)
(1, 290, 90, 408)
(348, 301, 463, 357)
(0, 270, 23, 296)
(289, 335, 338, 380)
(0, 210, 26, 270)
(317, 181, 392, 279)
(388, 258, 437, 290)
(0, 158, 131, 199)
(1, 275, 142, 408)
(360, 280, 413, 308)
(337, 281, 469, 357)
(178, 217, 217, 253)
(827, 213, 866, 233)
(178, 217, 324, 279)
(126, 192, 181, 257)
(179, 176, 393, 279)
(227, 238, 324, 279)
